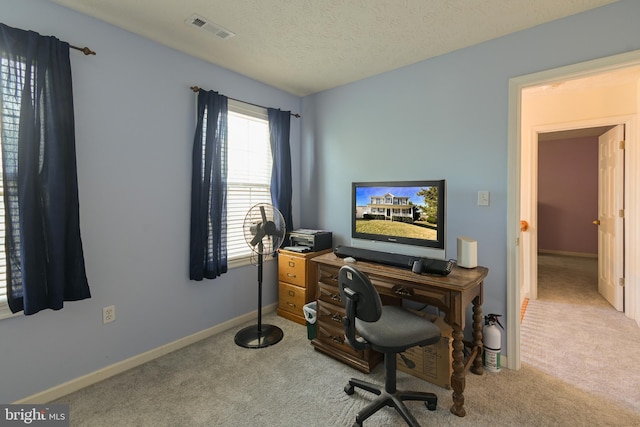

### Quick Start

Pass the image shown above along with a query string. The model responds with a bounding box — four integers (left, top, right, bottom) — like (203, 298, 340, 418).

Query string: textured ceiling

(50, 0, 618, 96)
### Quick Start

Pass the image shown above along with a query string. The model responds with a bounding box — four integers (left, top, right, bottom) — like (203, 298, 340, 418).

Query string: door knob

(520, 220, 529, 232)
(592, 219, 600, 225)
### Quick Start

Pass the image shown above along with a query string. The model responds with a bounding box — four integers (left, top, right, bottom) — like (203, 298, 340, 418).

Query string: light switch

(478, 191, 490, 206)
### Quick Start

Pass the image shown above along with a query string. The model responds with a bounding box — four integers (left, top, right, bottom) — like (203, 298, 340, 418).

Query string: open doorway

(506, 51, 640, 370)
(537, 127, 603, 270)
(535, 124, 622, 308)
(536, 127, 602, 293)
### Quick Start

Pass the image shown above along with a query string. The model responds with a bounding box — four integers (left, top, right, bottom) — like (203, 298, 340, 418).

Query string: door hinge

(619, 209, 625, 218)
(619, 278, 625, 287)
(619, 140, 625, 150)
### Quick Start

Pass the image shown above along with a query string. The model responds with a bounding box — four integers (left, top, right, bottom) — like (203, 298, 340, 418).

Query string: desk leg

(450, 324, 466, 417)
(450, 296, 484, 417)
(471, 296, 484, 375)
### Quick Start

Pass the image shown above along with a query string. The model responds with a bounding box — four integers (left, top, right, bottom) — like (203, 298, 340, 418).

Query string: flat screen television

(352, 180, 446, 250)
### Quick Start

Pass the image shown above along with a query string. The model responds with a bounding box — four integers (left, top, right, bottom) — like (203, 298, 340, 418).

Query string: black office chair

(338, 265, 441, 427)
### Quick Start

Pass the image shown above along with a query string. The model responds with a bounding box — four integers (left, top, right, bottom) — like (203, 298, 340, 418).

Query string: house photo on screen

(352, 180, 445, 250)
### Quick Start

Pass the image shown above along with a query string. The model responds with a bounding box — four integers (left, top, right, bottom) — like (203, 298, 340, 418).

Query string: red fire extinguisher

(483, 313, 504, 372)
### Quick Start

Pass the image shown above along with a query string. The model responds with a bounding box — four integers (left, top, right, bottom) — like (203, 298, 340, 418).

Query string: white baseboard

(538, 249, 597, 258)
(14, 304, 277, 404)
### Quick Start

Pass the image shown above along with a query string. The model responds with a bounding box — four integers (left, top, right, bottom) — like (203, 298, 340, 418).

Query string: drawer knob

(331, 314, 342, 323)
(288, 261, 295, 267)
(288, 290, 295, 297)
(330, 293, 341, 302)
(393, 286, 414, 297)
(331, 335, 344, 344)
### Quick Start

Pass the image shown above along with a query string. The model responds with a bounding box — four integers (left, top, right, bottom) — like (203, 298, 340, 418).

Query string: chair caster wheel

(425, 401, 437, 411)
(344, 384, 355, 395)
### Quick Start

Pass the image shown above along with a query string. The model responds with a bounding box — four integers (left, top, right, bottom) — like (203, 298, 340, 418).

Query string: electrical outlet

(102, 305, 115, 324)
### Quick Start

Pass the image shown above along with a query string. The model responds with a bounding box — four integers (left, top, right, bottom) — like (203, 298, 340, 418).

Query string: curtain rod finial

(70, 45, 96, 55)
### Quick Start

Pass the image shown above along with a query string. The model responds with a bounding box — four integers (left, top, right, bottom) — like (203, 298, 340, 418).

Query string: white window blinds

(0, 57, 15, 319)
(226, 100, 273, 267)
(0, 174, 8, 319)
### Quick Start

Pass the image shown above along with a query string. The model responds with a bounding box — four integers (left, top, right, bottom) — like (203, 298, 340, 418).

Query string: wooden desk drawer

(318, 281, 342, 305)
(317, 300, 345, 328)
(278, 254, 307, 287)
(316, 317, 363, 358)
(278, 282, 305, 316)
(317, 266, 401, 308)
(318, 264, 339, 282)
(371, 275, 451, 312)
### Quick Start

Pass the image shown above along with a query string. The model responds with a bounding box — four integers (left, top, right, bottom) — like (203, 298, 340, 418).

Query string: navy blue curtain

(267, 108, 293, 232)
(189, 89, 228, 280)
(0, 23, 90, 315)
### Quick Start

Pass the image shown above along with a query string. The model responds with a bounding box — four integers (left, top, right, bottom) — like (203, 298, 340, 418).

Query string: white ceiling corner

(49, 0, 619, 96)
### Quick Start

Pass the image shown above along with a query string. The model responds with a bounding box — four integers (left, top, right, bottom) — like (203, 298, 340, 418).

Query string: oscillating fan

(234, 203, 287, 348)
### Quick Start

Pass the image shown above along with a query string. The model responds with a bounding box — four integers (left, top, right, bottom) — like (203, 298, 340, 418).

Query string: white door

(597, 125, 624, 311)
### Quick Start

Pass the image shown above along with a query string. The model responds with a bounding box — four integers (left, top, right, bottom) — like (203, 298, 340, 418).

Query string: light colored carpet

(53, 300, 640, 426)
(521, 254, 640, 419)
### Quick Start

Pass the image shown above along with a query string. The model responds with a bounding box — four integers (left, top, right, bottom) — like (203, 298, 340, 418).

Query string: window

(0, 145, 7, 319)
(226, 100, 273, 267)
(0, 57, 17, 319)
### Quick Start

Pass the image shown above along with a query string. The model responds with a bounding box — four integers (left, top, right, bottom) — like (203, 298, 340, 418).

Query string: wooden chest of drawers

(277, 248, 331, 325)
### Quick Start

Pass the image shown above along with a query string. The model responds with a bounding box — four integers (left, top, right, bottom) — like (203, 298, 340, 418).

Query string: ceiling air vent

(185, 14, 235, 40)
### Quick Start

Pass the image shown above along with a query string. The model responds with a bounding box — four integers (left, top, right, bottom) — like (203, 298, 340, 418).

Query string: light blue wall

(300, 0, 640, 343)
(0, 0, 301, 403)
(2, 0, 640, 404)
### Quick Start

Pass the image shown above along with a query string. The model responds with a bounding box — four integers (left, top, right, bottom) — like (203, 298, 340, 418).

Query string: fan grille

(243, 203, 286, 255)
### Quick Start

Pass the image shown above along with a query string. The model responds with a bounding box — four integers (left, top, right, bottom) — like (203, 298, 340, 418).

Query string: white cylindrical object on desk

(457, 236, 477, 268)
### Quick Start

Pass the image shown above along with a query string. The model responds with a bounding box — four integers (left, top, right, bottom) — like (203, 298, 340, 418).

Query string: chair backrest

(338, 265, 382, 322)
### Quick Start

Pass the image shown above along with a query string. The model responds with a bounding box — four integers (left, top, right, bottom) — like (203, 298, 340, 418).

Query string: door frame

(507, 50, 640, 370)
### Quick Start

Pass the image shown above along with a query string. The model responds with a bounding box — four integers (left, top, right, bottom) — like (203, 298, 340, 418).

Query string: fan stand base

(234, 324, 284, 349)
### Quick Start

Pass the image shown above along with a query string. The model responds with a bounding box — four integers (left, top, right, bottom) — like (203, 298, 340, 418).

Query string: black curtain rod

(190, 86, 300, 118)
(70, 44, 96, 56)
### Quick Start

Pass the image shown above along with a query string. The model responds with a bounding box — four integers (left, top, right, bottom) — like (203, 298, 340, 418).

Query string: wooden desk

(310, 252, 488, 417)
